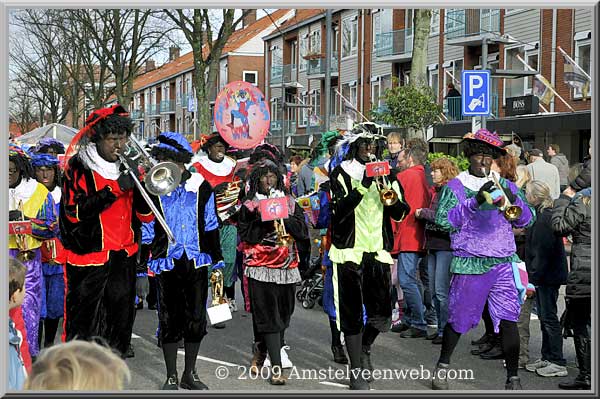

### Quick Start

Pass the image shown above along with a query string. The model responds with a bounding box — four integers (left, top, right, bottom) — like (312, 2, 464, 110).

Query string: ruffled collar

(340, 159, 365, 181)
(254, 189, 285, 201)
(9, 178, 39, 210)
(457, 170, 500, 192)
(196, 155, 236, 177)
(167, 172, 205, 195)
(79, 143, 121, 180)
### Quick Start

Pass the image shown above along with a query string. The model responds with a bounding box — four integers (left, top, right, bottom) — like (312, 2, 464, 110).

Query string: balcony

(443, 94, 499, 121)
(445, 9, 501, 46)
(375, 28, 413, 62)
(270, 120, 297, 135)
(160, 100, 176, 114)
(307, 55, 339, 79)
(146, 104, 159, 117)
(270, 64, 301, 88)
(130, 109, 144, 120)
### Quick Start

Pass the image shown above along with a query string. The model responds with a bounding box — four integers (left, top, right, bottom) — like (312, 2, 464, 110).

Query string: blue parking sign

(462, 70, 491, 116)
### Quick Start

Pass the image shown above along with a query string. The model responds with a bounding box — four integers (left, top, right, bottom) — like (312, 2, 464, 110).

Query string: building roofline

(262, 10, 332, 41)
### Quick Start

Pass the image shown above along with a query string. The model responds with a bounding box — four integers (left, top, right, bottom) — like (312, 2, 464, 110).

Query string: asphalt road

(123, 284, 579, 392)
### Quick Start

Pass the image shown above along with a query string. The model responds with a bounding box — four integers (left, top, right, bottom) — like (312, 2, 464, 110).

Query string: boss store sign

(505, 95, 539, 117)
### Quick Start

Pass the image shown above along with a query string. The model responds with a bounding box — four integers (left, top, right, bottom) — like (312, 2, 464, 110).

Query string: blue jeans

(536, 285, 566, 366)
(427, 250, 453, 336)
(397, 252, 426, 331)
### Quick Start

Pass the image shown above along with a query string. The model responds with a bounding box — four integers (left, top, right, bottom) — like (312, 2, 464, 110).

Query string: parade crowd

(8, 104, 592, 391)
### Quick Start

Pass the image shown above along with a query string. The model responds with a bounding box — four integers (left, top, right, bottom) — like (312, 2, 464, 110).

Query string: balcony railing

(270, 120, 297, 135)
(160, 100, 176, 113)
(444, 94, 499, 121)
(130, 109, 144, 119)
(307, 55, 339, 76)
(270, 64, 298, 86)
(146, 104, 159, 116)
(445, 9, 501, 40)
(375, 28, 414, 59)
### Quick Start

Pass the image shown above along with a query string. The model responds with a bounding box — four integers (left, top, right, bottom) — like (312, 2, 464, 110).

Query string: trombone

(483, 168, 523, 221)
(368, 154, 398, 206)
(119, 136, 182, 243)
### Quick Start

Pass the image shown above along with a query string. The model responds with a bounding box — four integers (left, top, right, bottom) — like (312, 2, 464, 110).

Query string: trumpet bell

(144, 162, 182, 196)
(503, 205, 523, 221)
(380, 189, 398, 206)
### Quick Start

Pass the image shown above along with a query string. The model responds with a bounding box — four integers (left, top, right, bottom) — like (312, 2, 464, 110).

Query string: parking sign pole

(481, 38, 488, 130)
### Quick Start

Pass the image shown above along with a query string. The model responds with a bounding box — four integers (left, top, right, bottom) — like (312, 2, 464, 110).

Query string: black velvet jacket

(329, 165, 409, 251)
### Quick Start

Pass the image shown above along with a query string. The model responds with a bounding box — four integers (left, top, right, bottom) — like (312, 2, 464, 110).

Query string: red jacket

(391, 165, 431, 254)
(9, 306, 31, 373)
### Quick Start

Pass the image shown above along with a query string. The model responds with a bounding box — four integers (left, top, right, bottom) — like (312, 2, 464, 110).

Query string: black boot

(360, 346, 374, 382)
(471, 341, 494, 355)
(480, 342, 504, 360)
(161, 374, 179, 390)
(431, 362, 449, 390)
(471, 332, 492, 346)
(180, 370, 209, 390)
(125, 344, 135, 358)
(349, 369, 370, 390)
(331, 344, 348, 364)
(250, 342, 268, 375)
(559, 336, 591, 390)
(505, 376, 522, 390)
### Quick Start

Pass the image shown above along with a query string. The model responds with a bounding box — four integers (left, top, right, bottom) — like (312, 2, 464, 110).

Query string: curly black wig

(9, 154, 34, 181)
(463, 139, 504, 159)
(201, 135, 230, 153)
(249, 143, 284, 166)
(90, 114, 133, 143)
(150, 146, 193, 165)
(345, 136, 385, 161)
(245, 160, 287, 200)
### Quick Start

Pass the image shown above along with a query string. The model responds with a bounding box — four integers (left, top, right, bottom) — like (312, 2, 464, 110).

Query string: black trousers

(157, 254, 209, 344)
(334, 252, 392, 335)
(65, 250, 136, 356)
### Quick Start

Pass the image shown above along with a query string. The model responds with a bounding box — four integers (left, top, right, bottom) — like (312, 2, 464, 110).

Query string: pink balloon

(214, 81, 270, 150)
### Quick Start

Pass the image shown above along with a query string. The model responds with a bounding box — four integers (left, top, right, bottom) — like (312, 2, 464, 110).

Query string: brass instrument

(368, 154, 399, 206)
(210, 269, 227, 306)
(215, 179, 243, 220)
(119, 136, 182, 243)
(269, 188, 294, 247)
(13, 201, 35, 262)
(484, 168, 523, 221)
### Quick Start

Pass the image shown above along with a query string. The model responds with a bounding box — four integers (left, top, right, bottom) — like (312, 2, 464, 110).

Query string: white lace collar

(457, 170, 500, 192)
(79, 143, 121, 180)
(254, 189, 285, 201)
(167, 172, 205, 195)
(196, 155, 236, 177)
(340, 159, 366, 181)
(50, 186, 62, 204)
(9, 178, 40, 210)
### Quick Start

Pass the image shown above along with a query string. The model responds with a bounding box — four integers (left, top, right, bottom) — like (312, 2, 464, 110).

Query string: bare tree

(163, 9, 251, 138)
(409, 9, 432, 88)
(9, 81, 39, 137)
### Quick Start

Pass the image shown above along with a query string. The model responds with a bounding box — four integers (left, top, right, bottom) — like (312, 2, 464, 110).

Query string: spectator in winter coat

(526, 149, 561, 199)
(567, 140, 591, 193)
(523, 181, 568, 377)
(547, 144, 570, 191)
(552, 182, 591, 390)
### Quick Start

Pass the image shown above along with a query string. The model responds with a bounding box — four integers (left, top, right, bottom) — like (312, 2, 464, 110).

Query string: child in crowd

(9, 258, 28, 391)
(24, 340, 131, 390)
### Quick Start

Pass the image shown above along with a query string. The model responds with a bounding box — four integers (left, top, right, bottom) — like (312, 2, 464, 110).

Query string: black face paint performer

(430, 129, 535, 390)
(59, 105, 154, 358)
(327, 123, 410, 390)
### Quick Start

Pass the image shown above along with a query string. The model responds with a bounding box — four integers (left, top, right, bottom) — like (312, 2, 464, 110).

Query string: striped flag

(532, 75, 555, 105)
(562, 52, 590, 92)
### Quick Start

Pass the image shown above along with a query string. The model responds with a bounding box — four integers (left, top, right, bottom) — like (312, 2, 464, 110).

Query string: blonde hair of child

(24, 340, 131, 390)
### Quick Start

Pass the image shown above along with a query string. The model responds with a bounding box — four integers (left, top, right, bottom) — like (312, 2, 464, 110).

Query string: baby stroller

(296, 254, 324, 309)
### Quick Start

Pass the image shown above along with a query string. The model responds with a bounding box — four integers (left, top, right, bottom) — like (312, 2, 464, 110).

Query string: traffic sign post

(462, 70, 491, 117)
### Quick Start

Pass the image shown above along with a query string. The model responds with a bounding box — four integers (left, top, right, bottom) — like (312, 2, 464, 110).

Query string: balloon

(214, 81, 270, 150)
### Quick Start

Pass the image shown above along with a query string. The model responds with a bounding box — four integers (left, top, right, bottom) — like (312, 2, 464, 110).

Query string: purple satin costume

(443, 177, 534, 334)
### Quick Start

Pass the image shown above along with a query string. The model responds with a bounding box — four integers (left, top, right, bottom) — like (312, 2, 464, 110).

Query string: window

(443, 59, 463, 93)
(445, 9, 464, 34)
(290, 40, 297, 71)
(330, 88, 339, 116)
(271, 98, 281, 124)
(428, 68, 439, 101)
(299, 35, 308, 71)
(503, 44, 538, 101)
(333, 27, 339, 52)
(272, 46, 283, 67)
(342, 83, 358, 114)
(430, 9, 440, 36)
(219, 62, 228, 91)
(299, 93, 309, 126)
(309, 89, 321, 125)
(371, 78, 381, 109)
(310, 30, 321, 54)
(373, 9, 392, 51)
(243, 71, 258, 85)
(371, 74, 392, 109)
(176, 80, 182, 105)
(342, 16, 358, 58)
(574, 39, 591, 98)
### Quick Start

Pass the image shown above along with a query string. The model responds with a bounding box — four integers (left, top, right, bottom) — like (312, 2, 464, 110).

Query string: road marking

(177, 350, 240, 367)
(131, 333, 140, 339)
(318, 381, 348, 388)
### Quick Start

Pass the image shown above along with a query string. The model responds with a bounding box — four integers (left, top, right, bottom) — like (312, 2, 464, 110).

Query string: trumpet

(269, 188, 294, 247)
(483, 168, 523, 221)
(210, 269, 227, 306)
(368, 154, 398, 206)
(12, 200, 35, 262)
(119, 136, 182, 243)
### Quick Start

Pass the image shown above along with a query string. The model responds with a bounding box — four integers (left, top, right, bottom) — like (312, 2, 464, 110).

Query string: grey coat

(552, 193, 591, 299)
(550, 153, 570, 186)
(527, 158, 561, 199)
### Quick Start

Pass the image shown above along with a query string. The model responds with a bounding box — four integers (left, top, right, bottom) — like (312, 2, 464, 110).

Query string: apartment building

(126, 9, 293, 141)
(263, 8, 593, 162)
